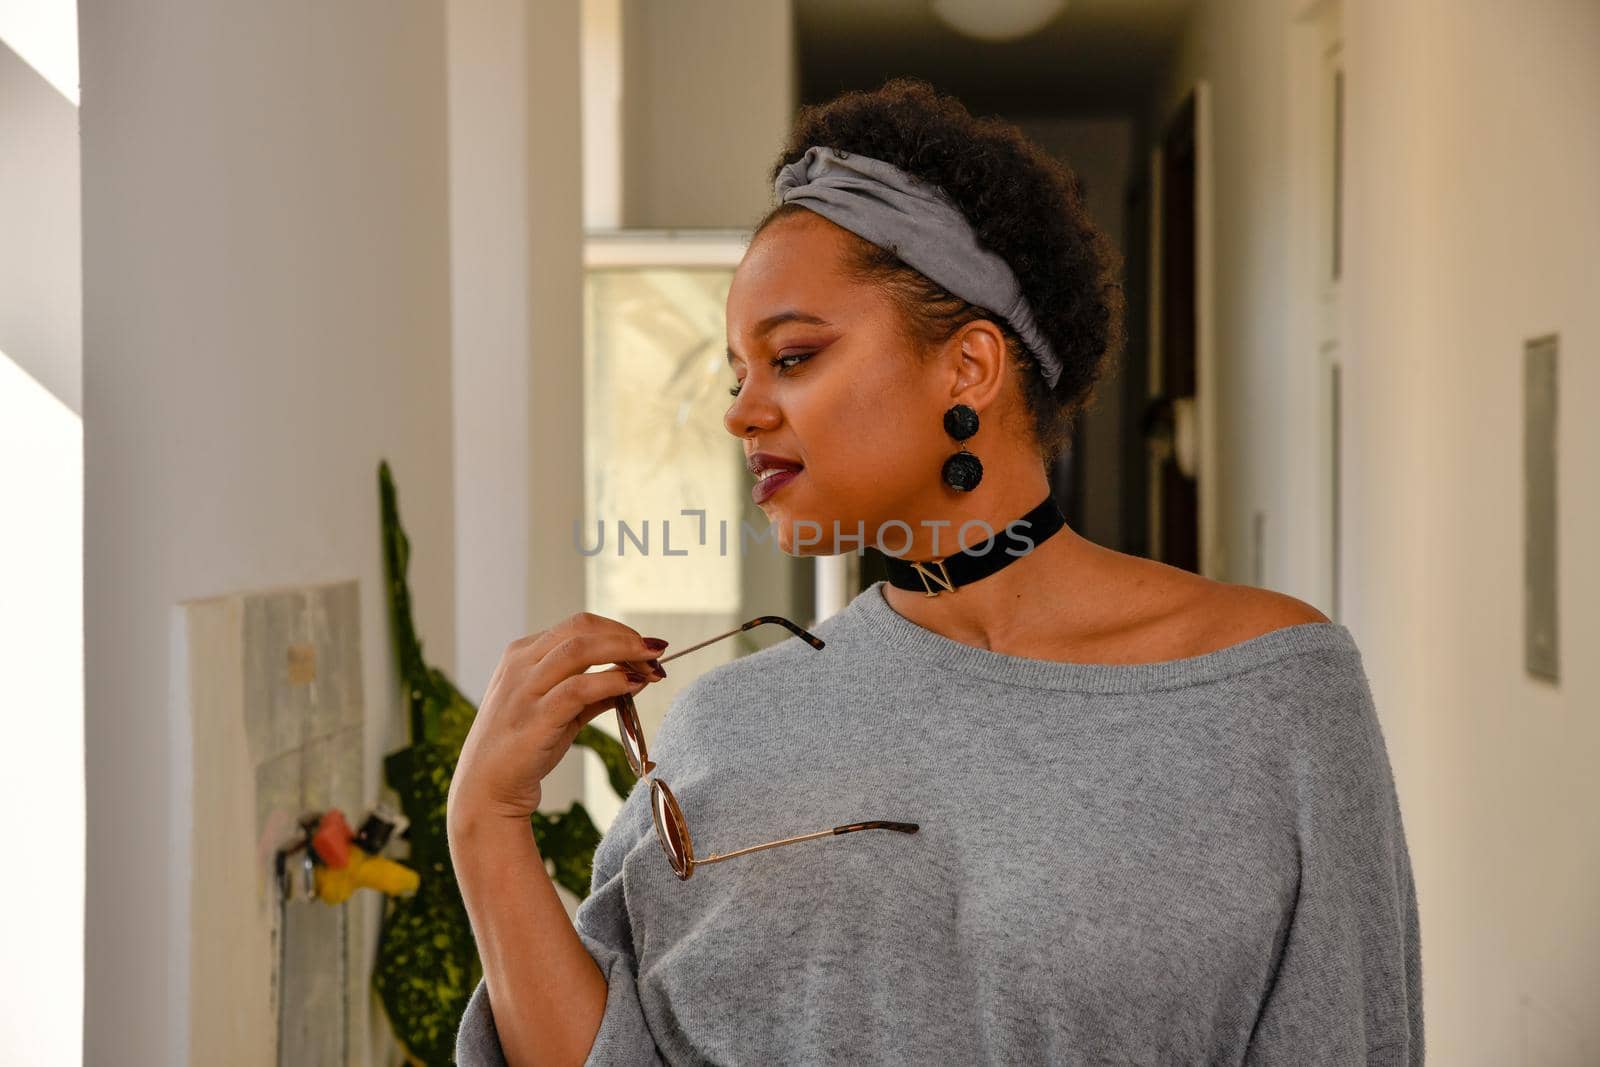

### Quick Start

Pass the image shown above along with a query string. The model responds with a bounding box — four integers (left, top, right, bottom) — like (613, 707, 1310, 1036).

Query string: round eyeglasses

(610, 615, 919, 880)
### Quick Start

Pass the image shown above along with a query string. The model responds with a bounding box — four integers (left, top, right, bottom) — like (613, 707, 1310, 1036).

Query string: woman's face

(724, 211, 964, 556)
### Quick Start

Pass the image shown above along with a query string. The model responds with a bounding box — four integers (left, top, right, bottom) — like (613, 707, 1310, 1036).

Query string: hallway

(1, 1, 1596, 1063)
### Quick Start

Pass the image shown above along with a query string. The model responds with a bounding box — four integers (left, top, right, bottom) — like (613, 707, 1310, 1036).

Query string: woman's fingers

(523, 629, 666, 698)
(571, 673, 647, 735)
(521, 613, 667, 684)
(448, 611, 669, 823)
(545, 664, 644, 718)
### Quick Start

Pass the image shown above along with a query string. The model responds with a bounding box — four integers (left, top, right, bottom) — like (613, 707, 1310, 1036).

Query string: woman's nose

(723, 379, 780, 436)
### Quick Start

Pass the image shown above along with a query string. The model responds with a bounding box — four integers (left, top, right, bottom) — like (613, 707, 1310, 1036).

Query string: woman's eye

(727, 352, 813, 398)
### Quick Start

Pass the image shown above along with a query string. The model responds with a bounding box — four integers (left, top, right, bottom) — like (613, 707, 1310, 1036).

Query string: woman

(448, 78, 1423, 1066)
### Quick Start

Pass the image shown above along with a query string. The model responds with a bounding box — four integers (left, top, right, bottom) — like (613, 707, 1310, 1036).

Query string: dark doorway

(1147, 91, 1200, 573)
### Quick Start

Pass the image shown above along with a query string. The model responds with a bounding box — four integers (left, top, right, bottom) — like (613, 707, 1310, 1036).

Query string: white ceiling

(796, 0, 1193, 116)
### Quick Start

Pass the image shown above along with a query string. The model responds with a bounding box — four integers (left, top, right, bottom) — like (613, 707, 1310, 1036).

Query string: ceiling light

(930, 0, 1068, 43)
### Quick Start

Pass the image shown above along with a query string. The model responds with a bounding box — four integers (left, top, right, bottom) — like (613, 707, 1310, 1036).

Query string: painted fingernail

(624, 671, 647, 684)
(646, 659, 667, 678)
(642, 637, 669, 652)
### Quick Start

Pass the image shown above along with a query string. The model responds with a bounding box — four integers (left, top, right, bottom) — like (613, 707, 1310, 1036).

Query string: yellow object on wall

(313, 845, 420, 905)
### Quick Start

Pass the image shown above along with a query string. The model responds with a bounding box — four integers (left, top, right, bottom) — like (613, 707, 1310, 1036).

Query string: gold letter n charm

(909, 558, 955, 597)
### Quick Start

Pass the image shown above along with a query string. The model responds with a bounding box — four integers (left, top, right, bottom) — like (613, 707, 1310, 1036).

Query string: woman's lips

(752, 467, 802, 504)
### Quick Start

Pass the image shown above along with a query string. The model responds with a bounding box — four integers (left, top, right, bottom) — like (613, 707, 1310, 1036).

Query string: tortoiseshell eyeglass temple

(613, 615, 920, 880)
(652, 614, 827, 666)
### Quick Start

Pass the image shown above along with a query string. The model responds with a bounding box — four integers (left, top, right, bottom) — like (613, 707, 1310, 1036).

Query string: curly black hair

(755, 77, 1125, 468)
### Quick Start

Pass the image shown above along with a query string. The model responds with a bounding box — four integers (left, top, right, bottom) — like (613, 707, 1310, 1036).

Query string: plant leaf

(373, 461, 634, 1065)
(530, 801, 605, 899)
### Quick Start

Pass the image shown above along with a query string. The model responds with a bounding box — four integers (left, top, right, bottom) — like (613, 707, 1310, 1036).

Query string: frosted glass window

(580, 264, 759, 831)
(583, 267, 744, 619)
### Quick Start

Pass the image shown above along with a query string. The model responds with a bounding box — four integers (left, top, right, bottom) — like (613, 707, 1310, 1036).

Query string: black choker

(881, 495, 1066, 597)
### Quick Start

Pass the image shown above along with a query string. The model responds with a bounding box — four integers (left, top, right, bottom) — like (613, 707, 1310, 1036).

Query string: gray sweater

(456, 580, 1423, 1065)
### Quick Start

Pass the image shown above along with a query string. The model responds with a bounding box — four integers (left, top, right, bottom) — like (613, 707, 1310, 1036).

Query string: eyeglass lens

(650, 781, 689, 878)
(615, 692, 647, 774)
(610, 615, 830, 880)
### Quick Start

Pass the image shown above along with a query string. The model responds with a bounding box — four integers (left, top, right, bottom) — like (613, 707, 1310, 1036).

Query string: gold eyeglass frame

(610, 615, 919, 880)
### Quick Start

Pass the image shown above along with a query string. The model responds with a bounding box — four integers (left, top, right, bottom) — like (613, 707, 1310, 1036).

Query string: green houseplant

(371, 460, 639, 1066)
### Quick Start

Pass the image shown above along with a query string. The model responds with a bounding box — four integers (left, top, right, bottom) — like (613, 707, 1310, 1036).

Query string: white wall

(0, 352, 83, 1066)
(0, 29, 83, 1066)
(0, 38, 80, 413)
(620, 0, 795, 229)
(449, 0, 533, 702)
(448, 0, 589, 876)
(79, 3, 457, 1063)
(1343, 2, 1600, 1061)
(583, 0, 623, 230)
(1160, 0, 1600, 1060)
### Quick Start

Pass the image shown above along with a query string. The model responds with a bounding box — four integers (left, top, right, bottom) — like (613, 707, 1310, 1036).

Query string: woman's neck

(882, 516, 1082, 650)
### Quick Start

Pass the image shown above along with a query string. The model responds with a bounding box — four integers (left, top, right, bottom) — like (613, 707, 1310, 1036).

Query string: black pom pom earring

(941, 403, 983, 492)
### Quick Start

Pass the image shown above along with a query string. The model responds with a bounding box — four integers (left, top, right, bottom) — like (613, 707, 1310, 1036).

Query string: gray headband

(772, 144, 1064, 389)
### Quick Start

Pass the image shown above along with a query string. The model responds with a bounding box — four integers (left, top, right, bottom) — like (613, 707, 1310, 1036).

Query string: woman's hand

(448, 612, 667, 826)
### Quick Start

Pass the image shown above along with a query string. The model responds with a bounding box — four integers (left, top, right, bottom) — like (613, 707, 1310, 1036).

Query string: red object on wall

(311, 808, 354, 869)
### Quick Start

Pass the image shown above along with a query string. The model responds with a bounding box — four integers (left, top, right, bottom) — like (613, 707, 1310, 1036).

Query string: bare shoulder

(1119, 557, 1331, 659)
(1065, 543, 1331, 662)
(1201, 581, 1332, 647)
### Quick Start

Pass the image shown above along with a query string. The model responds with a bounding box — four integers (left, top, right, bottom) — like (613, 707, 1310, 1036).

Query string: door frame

(1147, 80, 1220, 578)
(1286, 0, 1345, 618)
